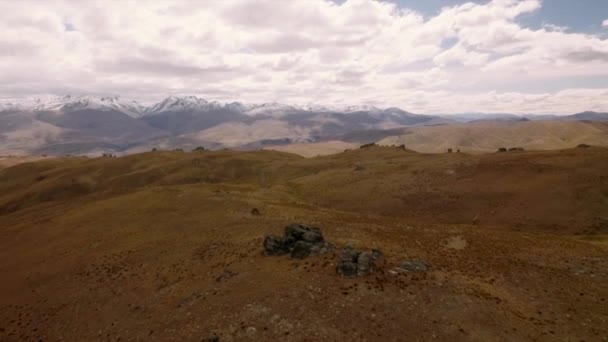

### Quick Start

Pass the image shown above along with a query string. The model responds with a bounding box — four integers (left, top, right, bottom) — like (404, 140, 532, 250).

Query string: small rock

(251, 208, 261, 216)
(263, 235, 288, 255)
(264, 224, 332, 259)
(337, 260, 359, 277)
(337, 247, 383, 277)
(216, 270, 238, 282)
(357, 249, 384, 276)
(202, 334, 220, 342)
(337, 247, 360, 277)
(397, 260, 431, 272)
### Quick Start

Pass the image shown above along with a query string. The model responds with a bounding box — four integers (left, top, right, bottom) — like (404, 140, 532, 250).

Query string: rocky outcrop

(263, 224, 334, 259)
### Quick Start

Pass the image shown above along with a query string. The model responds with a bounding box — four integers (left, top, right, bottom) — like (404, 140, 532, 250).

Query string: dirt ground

(0, 147, 607, 341)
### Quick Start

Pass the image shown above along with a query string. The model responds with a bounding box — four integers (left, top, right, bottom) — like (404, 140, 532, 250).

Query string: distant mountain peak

(146, 95, 214, 114)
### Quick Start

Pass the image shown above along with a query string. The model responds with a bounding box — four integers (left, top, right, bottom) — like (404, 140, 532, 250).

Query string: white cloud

(603, 19, 608, 28)
(0, 0, 607, 114)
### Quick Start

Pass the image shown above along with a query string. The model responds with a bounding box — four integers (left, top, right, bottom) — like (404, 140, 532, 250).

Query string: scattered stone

(397, 260, 431, 272)
(337, 247, 384, 277)
(251, 208, 261, 216)
(263, 224, 334, 259)
(216, 270, 238, 282)
(202, 333, 220, 342)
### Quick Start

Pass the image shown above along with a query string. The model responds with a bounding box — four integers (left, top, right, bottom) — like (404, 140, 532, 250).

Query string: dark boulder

(357, 249, 384, 276)
(337, 260, 359, 277)
(263, 235, 288, 256)
(284, 224, 324, 243)
(337, 247, 384, 277)
(291, 241, 315, 259)
(263, 224, 332, 259)
(251, 208, 261, 216)
(337, 247, 360, 277)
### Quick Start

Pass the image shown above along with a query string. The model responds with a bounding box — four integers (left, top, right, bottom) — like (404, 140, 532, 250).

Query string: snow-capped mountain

(243, 102, 302, 117)
(0, 94, 401, 118)
(0, 95, 147, 118)
(146, 95, 223, 114)
(340, 105, 381, 113)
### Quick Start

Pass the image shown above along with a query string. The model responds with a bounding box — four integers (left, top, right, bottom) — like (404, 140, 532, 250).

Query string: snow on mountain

(1, 95, 412, 119)
(145, 95, 224, 114)
(243, 102, 302, 117)
(0, 95, 147, 118)
(299, 104, 341, 113)
(341, 105, 381, 113)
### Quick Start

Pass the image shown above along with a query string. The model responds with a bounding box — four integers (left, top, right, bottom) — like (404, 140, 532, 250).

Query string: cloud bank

(1, 0, 607, 114)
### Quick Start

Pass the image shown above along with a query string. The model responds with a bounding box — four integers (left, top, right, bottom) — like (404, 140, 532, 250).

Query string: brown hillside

(378, 120, 608, 153)
(1, 147, 607, 341)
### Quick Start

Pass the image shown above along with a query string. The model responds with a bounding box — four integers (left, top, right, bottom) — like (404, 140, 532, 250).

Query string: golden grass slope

(0, 155, 55, 169)
(1, 146, 607, 232)
(264, 140, 360, 157)
(378, 120, 608, 153)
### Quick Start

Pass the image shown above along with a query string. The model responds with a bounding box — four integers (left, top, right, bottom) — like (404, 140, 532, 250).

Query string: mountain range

(1, 95, 607, 155)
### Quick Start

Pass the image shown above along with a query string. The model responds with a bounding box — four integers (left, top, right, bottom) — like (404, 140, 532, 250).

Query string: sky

(1, 0, 608, 114)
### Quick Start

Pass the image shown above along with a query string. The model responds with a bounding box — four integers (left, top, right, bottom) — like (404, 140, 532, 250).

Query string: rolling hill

(377, 120, 608, 153)
(1, 147, 607, 341)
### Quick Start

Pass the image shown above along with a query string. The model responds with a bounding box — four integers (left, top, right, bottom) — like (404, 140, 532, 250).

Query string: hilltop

(1, 146, 607, 341)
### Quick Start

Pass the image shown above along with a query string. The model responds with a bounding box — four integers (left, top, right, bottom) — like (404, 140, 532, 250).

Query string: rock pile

(336, 247, 384, 277)
(263, 224, 334, 259)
